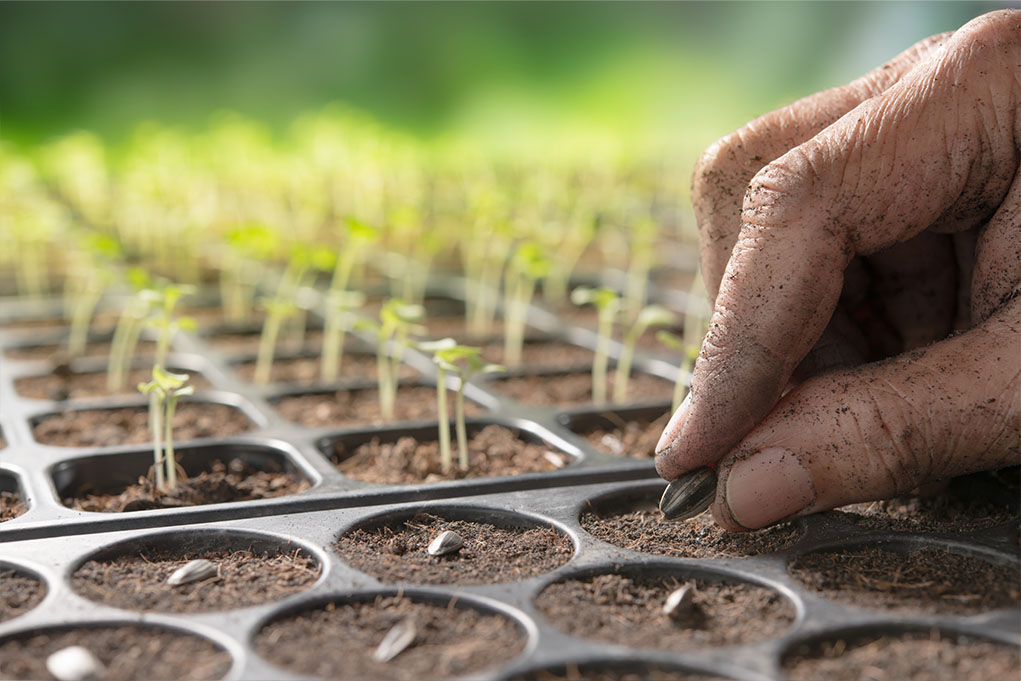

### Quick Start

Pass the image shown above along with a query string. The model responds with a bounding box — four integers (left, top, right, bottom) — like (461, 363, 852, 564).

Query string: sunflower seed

(659, 467, 717, 522)
(542, 451, 566, 468)
(663, 583, 697, 621)
(372, 618, 417, 663)
(166, 558, 218, 586)
(46, 646, 104, 681)
(427, 530, 464, 556)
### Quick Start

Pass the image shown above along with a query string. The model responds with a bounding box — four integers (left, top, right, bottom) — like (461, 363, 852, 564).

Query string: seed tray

(0, 479, 1017, 680)
(1, 277, 1018, 680)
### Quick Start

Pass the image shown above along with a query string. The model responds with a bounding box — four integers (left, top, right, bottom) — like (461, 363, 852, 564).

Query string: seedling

(137, 365, 194, 490)
(462, 182, 512, 337)
(254, 297, 301, 385)
(357, 299, 425, 421)
(613, 304, 678, 403)
(107, 270, 161, 392)
(329, 217, 378, 294)
(657, 267, 711, 410)
(220, 223, 278, 325)
(623, 215, 658, 318)
(420, 338, 504, 472)
(63, 233, 119, 359)
(503, 242, 550, 366)
(144, 283, 197, 371)
(320, 289, 366, 382)
(570, 286, 620, 406)
(656, 331, 699, 413)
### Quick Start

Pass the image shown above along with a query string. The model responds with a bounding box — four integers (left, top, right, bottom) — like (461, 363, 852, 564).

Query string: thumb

(712, 295, 1020, 532)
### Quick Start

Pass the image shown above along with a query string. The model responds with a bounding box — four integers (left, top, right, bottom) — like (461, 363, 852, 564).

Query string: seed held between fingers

(660, 467, 717, 522)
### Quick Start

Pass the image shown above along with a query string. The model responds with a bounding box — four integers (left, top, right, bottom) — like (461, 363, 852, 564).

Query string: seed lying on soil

(45, 645, 104, 681)
(663, 583, 697, 622)
(660, 468, 717, 522)
(543, 451, 567, 468)
(427, 530, 464, 557)
(372, 618, 417, 663)
(166, 559, 218, 586)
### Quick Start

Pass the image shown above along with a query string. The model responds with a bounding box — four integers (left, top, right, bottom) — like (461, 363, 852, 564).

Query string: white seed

(600, 434, 624, 455)
(46, 646, 104, 681)
(166, 558, 218, 586)
(372, 618, 417, 663)
(427, 530, 464, 556)
(663, 583, 697, 621)
(543, 451, 566, 468)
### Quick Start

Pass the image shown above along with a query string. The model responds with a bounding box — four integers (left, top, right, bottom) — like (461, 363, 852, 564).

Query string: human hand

(655, 10, 1020, 531)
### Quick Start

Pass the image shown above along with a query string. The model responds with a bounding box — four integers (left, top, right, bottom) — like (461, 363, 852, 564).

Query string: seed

(663, 583, 697, 621)
(372, 618, 417, 663)
(542, 451, 566, 468)
(166, 558, 218, 586)
(46, 646, 104, 681)
(427, 530, 464, 557)
(659, 467, 717, 522)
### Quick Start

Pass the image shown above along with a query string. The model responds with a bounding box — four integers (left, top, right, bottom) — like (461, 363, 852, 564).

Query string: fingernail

(655, 393, 691, 455)
(725, 447, 815, 529)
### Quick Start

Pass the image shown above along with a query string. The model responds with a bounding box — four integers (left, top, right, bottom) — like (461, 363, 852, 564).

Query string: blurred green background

(0, 1, 1005, 162)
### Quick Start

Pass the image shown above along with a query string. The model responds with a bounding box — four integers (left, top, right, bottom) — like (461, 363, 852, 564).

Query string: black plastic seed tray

(1, 275, 1018, 681)
(0, 479, 1017, 680)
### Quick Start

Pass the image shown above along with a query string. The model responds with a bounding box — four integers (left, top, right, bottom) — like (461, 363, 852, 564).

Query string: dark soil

(0, 493, 25, 522)
(0, 569, 44, 623)
(489, 371, 674, 407)
(272, 385, 484, 428)
(332, 424, 568, 483)
(202, 329, 323, 356)
(65, 458, 309, 512)
(832, 495, 1018, 533)
(0, 626, 232, 680)
(576, 411, 670, 458)
(15, 366, 210, 401)
(232, 353, 417, 385)
(788, 546, 1021, 615)
(783, 630, 1021, 681)
(581, 498, 801, 559)
(72, 547, 320, 612)
(254, 594, 526, 681)
(479, 339, 594, 368)
(508, 663, 725, 681)
(334, 512, 573, 584)
(535, 572, 794, 650)
(3, 339, 156, 362)
(33, 402, 254, 447)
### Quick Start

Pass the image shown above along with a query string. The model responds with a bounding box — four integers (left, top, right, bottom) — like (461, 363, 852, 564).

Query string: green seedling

(144, 283, 197, 371)
(320, 289, 366, 382)
(329, 217, 378, 294)
(63, 233, 119, 359)
(138, 366, 194, 490)
(356, 299, 425, 421)
(420, 338, 504, 473)
(462, 183, 512, 337)
(570, 286, 620, 406)
(503, 242, 550, 367)
(614, 304, 679, 404)
(541, 203, 598, 307)
(221, 223, 278, 325)
(107, 270, 161, 392)
(656, 331, 700, 413)
(278, 242, 337, 350)
(623, 215, 658, 319)
(254, 297, 301, 385)
(657, 269, 711, 410)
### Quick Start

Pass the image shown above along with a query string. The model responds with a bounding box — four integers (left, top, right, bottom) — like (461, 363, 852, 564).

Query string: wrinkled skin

(655, 10, 1020, 531)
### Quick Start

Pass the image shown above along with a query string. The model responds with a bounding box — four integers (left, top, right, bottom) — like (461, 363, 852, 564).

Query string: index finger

(656, 10, 1021, 481)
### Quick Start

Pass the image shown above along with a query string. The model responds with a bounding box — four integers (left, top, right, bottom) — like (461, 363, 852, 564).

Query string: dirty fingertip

(654, 394, 691, 479)
(720, 447, 816, 530)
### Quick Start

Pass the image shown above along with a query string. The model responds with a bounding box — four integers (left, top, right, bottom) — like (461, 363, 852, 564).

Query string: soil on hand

(0, 626, 231, 681)
(536, 572, 794, 650)
(335, 512, 573, 584)
(254, 595, 526, 681)
(508, 664, 725, 681)
(3, 339, 156, 362)
(72, 547, 320, 612)
(233, 353, 417, 385)
(33, 403, 253, 447)
(581, 499, 801, 559)
(202, 328, 323, 356)
(783, 630, 1021, 681)
(15, 366, 209, 401)
(65, 458, 308, 512)
(787, 546, 1021, 615)
(479, 339, 594, 368)
(332, 424, 568, 483)
(576, 411, 670, 458)
(0, 570, 44, 623)
(272, 385, 484, 428)
(0, 493, 25, 523)
(832, 493, 1018, 533)
(490, 371, 673, 407)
